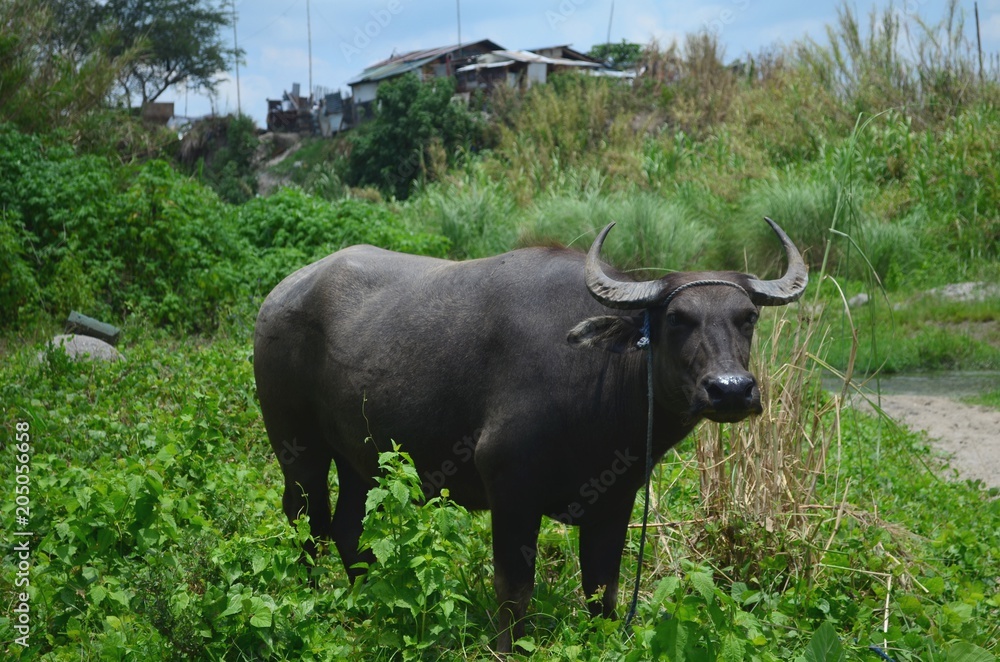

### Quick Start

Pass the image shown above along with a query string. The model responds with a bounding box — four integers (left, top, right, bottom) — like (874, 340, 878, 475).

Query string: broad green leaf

(369, 537, 396, 563)
(721, 632, 745, 662)
(654, 576, 682, 605)
(221, 592, 243, 618)
(364, 487, 389, 512)
(945, 642, 996, 662)
(689, 571, 716, 604)
(943, 601, 974, 623)
(923, 576, 946, 596)
(731, 581, 750, 602)
(90, 585, 107, 606)
(249, 597, 273, 628)
(652, 617, 687, 661)
(514, 637, 536, 652)
(390, 479, 411, 505)
(804, 622, 845, 662)
(897, 594, 923, 616)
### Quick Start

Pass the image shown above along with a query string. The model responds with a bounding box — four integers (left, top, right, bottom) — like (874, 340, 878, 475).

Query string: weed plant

(0, 124, 447, 333)
(2, 329, 997, 659)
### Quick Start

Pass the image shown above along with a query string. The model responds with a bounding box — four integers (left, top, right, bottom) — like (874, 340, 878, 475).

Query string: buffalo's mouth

(700, 403, 763, 424)
(690, 373, 763, 423)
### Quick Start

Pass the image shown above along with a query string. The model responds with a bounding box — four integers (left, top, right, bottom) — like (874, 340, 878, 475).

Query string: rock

(848, 293, 869, 308)
(926, 282, 1000, 302)
(40, 334, 124, 363)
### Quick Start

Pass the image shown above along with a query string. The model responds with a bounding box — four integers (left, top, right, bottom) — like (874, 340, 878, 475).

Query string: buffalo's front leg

(490, 508, 542, 654)
(579, 499, 634, 618)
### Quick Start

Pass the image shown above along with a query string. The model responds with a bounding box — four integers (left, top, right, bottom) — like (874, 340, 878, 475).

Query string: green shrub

(0, 124, 248, 330)
(0, 209, 40, 322)
(0, 123, 453, 332)
(346, 447, 479, 657)
(238, 188, 451, 286)
(403, 174, 519, 260)
(184, 114, 261, 204)
(346, 74, 483, 199)
(491, 73, 643, 194)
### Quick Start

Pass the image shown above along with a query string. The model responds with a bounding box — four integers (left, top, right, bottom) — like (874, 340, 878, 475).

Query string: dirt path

(869, 395, 1000, 489)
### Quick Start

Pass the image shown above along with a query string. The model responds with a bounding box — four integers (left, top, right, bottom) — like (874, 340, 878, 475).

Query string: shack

(347, 39, 503, 123)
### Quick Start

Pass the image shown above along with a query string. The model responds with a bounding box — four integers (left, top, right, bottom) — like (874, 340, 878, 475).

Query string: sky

(175, 0, 1000, 127)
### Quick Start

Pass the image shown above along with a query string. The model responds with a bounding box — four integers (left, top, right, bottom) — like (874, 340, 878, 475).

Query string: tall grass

(403, 172, 518, 259)
(381, 1, 999, 290)
(523, 190, 712, 271)
(694, 305, 841, 579)
(798, 0, 998, 125)
(487, 73, 645, 198)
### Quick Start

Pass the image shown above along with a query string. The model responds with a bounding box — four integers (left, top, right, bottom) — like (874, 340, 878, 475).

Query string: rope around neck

(623, 279, 750, 631)
(623, 309, 653, 628)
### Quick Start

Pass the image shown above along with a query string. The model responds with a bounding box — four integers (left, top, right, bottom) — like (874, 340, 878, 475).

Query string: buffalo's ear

(567, 315, 645, 353)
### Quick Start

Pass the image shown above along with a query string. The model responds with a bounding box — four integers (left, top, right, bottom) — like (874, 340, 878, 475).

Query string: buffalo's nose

(705, 373, 759, 412)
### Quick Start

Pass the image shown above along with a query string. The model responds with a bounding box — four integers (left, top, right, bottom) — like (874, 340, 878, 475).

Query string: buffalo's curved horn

(585, 222, 672, 309)
(585, 219, 808, 310)
(742, 217, 809, 306)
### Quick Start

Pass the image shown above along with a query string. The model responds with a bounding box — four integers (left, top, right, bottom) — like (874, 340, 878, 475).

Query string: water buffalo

(253, 218, 807, 652)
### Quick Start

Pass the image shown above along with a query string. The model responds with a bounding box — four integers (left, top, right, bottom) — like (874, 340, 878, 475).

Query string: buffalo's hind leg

(330, 452, 374, 582)
(273, 432, 335, 565)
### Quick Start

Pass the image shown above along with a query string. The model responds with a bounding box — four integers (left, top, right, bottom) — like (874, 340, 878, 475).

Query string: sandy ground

(863, 395, 1000, 489)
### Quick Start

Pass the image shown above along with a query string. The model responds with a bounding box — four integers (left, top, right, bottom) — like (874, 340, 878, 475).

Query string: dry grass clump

(798, 0, 999, 127)
(692, 305, 842, 578)
(636, 33, 737, 135)
(489, 74, 645, 197)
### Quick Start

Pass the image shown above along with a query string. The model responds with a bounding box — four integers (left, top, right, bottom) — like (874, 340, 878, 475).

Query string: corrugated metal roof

(456, 60, 514, 72)
(348, 54, 438, 85)
(529, 44, 603, 64)
(459, 50, 602, 71)
(349, 39, 504, 85)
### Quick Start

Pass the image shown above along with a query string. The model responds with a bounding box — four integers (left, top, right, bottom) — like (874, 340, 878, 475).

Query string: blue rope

(868, 645, 898, 662)
(624, 309, 654, 629)
(623, 282, 747, 631)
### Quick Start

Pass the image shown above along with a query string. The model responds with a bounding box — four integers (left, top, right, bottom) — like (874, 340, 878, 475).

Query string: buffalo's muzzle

(699, 373, 762, 423)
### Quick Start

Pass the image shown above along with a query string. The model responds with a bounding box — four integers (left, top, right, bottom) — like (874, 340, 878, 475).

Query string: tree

(45, 0, 239, 107)
(588, 40, 643, 70)
(346, 74, 482, 199)
(0, 0, 133, 133)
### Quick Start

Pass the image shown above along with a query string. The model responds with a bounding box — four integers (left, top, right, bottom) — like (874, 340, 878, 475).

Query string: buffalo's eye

(741, 312, 759, 335)
(665, 312, 681, 328)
